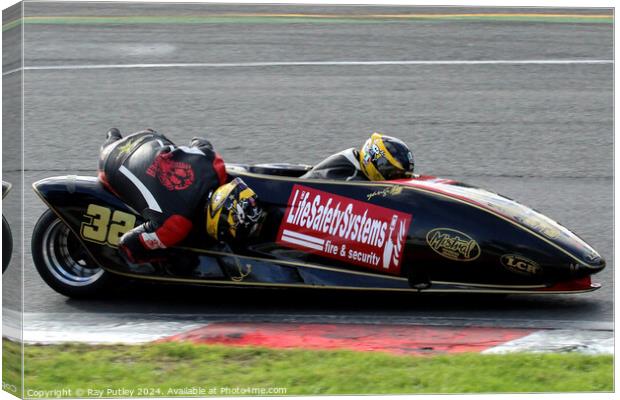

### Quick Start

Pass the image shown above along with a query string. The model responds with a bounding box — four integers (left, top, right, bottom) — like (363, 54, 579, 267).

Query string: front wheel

(31, 209, 117, 298)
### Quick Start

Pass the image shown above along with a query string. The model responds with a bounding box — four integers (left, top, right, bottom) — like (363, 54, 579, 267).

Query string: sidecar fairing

(32, 164, 605, 294)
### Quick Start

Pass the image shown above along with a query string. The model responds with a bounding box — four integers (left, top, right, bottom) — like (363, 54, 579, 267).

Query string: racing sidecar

(31, 163, 605, 298)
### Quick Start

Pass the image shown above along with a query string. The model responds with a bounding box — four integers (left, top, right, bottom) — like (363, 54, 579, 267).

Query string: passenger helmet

(206, 178, 265, 241)
(359, 132, 415, 181)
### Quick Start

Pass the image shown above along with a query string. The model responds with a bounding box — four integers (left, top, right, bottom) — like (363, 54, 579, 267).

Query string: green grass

(2, 339, 613, 396)
(2, 339, 22, 397)
(2, 14, 613, 32)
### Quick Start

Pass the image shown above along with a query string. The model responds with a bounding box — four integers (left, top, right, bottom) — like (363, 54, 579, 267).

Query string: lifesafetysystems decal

(277, 185, 412, 275)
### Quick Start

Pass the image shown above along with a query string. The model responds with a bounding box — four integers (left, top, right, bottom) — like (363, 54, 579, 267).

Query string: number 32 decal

(80, 204, 137, 247)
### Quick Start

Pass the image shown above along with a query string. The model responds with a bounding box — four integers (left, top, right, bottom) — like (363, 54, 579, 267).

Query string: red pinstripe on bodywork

(390, 177, 500, 216)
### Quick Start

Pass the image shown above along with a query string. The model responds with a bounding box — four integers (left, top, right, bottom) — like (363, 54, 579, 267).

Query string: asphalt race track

(2, 4, 613, 330)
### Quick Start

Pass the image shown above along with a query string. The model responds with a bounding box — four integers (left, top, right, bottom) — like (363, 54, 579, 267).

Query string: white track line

(2, 59, 613, 76)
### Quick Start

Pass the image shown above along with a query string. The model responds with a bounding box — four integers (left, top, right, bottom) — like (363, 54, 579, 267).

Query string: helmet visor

(375, 156, 414, 180)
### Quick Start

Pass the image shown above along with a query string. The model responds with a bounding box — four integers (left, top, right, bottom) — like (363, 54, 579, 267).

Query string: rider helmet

(359, 132, 415, 181)
(206, 178, 265, 242)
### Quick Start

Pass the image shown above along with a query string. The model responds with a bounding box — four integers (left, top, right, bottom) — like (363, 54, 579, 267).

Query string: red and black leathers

(98, 128, 227, 263)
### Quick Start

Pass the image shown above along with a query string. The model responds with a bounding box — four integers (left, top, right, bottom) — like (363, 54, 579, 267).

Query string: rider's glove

(118, 223, 166, 264)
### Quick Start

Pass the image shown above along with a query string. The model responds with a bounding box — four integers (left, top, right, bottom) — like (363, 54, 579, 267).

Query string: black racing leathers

(300, 148, 367, 181)
(98, 128, 227, 263)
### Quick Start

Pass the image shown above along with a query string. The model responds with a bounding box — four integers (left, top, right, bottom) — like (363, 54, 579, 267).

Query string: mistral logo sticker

(277, 185, 412, 274)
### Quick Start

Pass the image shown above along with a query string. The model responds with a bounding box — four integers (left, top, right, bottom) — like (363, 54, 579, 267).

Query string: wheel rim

(41, 219, 104, 286)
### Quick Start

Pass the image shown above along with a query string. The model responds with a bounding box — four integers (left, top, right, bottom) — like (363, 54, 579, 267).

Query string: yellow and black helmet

(206, 178, 265, 242)
(359, 132, 415, 181)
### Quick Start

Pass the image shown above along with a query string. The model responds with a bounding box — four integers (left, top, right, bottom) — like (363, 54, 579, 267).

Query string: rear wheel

(31, 209, 117, 298)
(2, 215, 12, 273)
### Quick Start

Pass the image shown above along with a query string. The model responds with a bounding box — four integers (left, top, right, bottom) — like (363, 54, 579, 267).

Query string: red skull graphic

(146, 152, 195, 191)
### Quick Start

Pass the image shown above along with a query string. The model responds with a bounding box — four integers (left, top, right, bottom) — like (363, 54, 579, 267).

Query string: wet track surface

(2, 4, 613, 329)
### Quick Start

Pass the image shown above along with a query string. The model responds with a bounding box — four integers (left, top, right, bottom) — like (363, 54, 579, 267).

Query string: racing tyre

(2, 215, 12, 273)
(31, 209, 117, 298)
